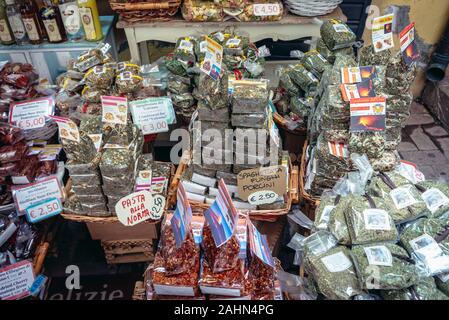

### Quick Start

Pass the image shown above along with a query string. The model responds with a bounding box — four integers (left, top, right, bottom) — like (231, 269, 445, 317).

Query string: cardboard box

(86, 220, 160, 241)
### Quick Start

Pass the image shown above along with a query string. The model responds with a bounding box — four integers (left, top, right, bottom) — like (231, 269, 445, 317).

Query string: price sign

(129, 97, 175, 135)
(0, 261, 35, 300)
(12, 176, 64, 214)
(237, 166, 287, 201)
(253, 3, 281, 16)
(115, 190, 165, 226)
(9, 97, 54, 130)
(25, 197, 62, 223)
(248, 190, 278, 205)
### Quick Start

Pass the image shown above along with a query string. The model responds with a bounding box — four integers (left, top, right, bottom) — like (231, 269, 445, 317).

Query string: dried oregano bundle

(381, 277, 449, 300)
(348, 132, 386, 159)
(351, 243, 418, 290)
(305, 246, 362, 300)
(345, 195, 398, 245)
(320, 19, 356, 51)
(367, 172, 429, 223)
(416, 180, 449, 219)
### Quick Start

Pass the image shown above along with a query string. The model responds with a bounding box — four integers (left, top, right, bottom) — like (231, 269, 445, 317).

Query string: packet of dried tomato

(150, 251, 200, 297)
(198, 258, 247, 297)
(247, 219, 276, 295)
(160, 183, 199, 275)
(202, 179, 241, 273)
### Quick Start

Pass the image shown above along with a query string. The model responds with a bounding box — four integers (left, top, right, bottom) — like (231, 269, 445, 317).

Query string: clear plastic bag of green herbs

(167, 73, 192, 95)
(314, 194, 343, 231)
(232, 80, 268, 114)
(358, 44, 392, 67)
(436, 273, 449, 296)
(416, 180, 449, 219)
(348, 132, 386, 159)
(174, 37, 197, 63)
(381, 277, 449, 300)
(301, 50, 331, 78)
(304, 245, 362, 300)
(320, 19, 356, 51)
(316, 38, 354, 64)
(367, 172, 429, 223)
(289, 64, 319, 93)
(345, 194, 398, 245)
(328, 195, 353, 245)
(278, 66, 301, 96)
(400, 217, 449, 277)
(61, 131, 97, 164)
(350, 243, 418, 290)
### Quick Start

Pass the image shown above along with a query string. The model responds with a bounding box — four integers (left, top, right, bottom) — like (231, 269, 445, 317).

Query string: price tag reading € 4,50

(25, 197, 62, 223)
(115, 190, 166, 227)
(9, 97, 54, 130)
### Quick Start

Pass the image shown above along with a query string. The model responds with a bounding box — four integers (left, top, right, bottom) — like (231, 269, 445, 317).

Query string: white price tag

(0, 261, 35, 300)
(129, 97, 175, 135)
(25, 197, 62, 223)
(248, 190, 278, 205)
(115, 190, 165, 226)
(9, 97, 54, 130)
(253, 3, 281, 16)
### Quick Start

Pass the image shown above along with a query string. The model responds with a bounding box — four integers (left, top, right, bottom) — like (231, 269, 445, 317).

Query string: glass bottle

(0, 0, 15, 45)
(58, 0, 82, 41)
(77, 0, 102, 41)
(5, 0, 28, 45)
(39, 0, 66, 43)
(20, 0, 44, 44)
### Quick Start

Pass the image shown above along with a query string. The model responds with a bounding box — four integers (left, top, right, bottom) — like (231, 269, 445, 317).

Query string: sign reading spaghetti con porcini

(237, 165, 286, 201)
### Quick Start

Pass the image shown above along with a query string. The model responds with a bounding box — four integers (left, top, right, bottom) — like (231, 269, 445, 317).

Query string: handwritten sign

(9, 97, 54, 130)
(115, 190, 165, 226)
(237, 166, 287, 201)
(12, 176, 64, 214)
(0, 261, 35, 300)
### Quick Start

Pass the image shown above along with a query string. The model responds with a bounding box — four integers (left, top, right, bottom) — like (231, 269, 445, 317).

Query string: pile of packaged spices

(56, 45, 174, 217)
(181, 0, 284, 22)
(288, 158, 449, 300)
(303, 19, 417, 197)
(164, 30, 268, 122)
(147, 182, 283, 300)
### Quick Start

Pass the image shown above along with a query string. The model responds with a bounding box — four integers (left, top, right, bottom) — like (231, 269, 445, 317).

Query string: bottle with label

(58, 0, 82, 41)
(20, 0, 44, 44)
(77, 0, 102, 41)
(0, 0, 15, 44)
(5, 0, 28, 45)
(39, 0, 66, 43)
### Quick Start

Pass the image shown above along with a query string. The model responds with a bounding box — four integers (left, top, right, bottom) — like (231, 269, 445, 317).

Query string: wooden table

(116, 8, 347, 64)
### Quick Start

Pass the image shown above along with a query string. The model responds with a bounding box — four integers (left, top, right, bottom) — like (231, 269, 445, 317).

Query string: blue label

(30, 274, 48, 296)
(25, 197, 62, 223)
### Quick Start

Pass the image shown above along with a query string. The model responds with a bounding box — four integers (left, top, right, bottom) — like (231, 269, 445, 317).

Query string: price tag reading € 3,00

(25, 198, 62, 223)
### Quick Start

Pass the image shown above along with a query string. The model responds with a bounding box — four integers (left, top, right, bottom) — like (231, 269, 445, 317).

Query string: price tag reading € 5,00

(9, 97, 54, 130)
(25, 198, 62, 223)
(248, 190, 278, 205)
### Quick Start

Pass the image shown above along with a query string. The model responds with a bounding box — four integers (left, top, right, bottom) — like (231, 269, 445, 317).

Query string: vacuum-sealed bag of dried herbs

(84, 65, 115, 89)
(165, 55, 189, 77)
(231, 113, 266, 129)
(167, 74, 192, 95)
(100, 147, 136, 177)
(61, 132, 98, 164)
(197, 66, 229, 109)
(314, 194, 342, 231)
(327, 195, 353, 245)
(368, 172, 429, 223)
(381, 277, 449, 300)
(278, 67, 301, 96)
(345, 194, 398, 245)
(232, 81, 268, 114)
(320, 19, 356, 51)
(351, 243, 418, 290)
(400, 217, 449, 277)
(316, 38, 354, 64)
(174, 37, 197, 63)
(289, 64, 319, 93)
(348, 132, 386, 159)
(223, 33, 249, 56)
(415, 180, 449, 219)
(358, 44, 392, 67)
(305, 246, 362, 300)
(302, 50, 331, 78)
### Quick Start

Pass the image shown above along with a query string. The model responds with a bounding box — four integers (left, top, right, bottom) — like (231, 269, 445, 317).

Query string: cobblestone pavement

(399, 101, 449, 183)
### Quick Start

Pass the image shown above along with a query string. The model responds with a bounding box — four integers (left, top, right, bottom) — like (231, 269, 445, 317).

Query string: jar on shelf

(77, 0, 102, 41)
(39, 0, 67, 43)
(0, 0, 15, 45)
(20, 0, 44, 44)
(5, 0, 28, 45)
(58, 0, 83, 41)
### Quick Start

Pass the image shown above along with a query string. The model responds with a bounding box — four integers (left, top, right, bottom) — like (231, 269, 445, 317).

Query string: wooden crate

(101, 239, 155, 265)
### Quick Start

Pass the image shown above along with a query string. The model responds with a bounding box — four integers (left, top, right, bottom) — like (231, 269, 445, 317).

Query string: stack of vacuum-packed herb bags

(302, 19, 417, 198)
(165, 30, 267, 122)
(288, 157, 449, 300)
(54, 44, 173, 217)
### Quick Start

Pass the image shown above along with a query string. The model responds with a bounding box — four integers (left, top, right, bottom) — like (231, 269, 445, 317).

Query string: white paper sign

(248, 190, 278, 205)
(363, 209, 392, 231)
(364, 245, 393, 267)
(12, 176, 64, 213)
(0, 261, 35, 300)
(129, 97, 175, 135)
(253, 3, 281, 16)
(372, 14, 395, 52)
(101, 96, 128, 125)
(115, 190, 165, 226)
(9, 97, 54, 130)
(321, 251, 352, 273)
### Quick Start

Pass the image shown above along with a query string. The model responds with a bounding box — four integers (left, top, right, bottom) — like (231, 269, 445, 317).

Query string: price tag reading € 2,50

(25, 198, 62, 223)
(248, 190, 278, 205)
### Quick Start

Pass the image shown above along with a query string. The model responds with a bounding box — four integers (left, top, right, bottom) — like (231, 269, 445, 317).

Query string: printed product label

(79, 7, 96, 40)
(59, 3, 81, 35)
(328, 141, 349, 158)
(363, 209, 392, 231)
(136, 170, 152, 185)
(226, 38, 241, 47)
(390, 187, 419, 210)
(421, 188, 449, 213)
(253, 3, 281, 16)
(333, 23, 349, 33)
(409, 234, 443, 258)
(178, 39, 193, 52)
(319, 205, 336, 225)
(364, 245, 393, 266)
(43, 19, 62, 42)
(8, 14, 26, 39)
(400, 22, 420, 66)
(350, 97, 386, 132)
(0, 19, 13, 42)
(200, 40, 207, 53)
(372, 14, 394, 53)
(87, 134, 102, 151)
(22, 17, 40, 41)
(321, 251, 352, 273)
(101, 96, 128, 125)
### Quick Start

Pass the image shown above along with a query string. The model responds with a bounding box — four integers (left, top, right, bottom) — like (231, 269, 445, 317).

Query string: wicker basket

(109, 0, 181, 23)
(101, 239, 155, 264)
(298, 140, 320, 220)
(284, 0, 342, 17)
(167, 151, 299, 222)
